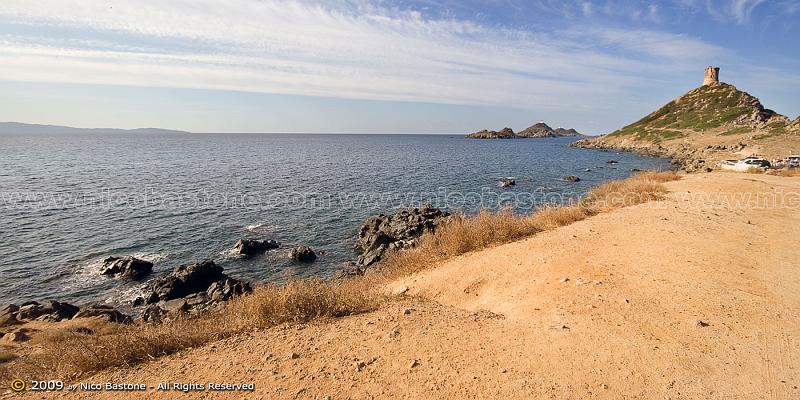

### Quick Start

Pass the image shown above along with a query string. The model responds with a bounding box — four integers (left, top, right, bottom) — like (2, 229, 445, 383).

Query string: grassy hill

(573, 82, 799, 171)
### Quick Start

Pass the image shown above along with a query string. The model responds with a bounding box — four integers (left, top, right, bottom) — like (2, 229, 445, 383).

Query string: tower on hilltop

(703, 66, 720, 86)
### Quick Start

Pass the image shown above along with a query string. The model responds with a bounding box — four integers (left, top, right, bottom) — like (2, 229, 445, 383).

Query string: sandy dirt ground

(16, 172, 800, 399)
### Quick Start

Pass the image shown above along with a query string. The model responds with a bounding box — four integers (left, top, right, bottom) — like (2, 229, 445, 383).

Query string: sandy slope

(26, 172, 800, 399)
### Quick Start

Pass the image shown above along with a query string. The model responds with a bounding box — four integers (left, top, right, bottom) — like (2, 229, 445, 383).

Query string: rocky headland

(572, 67, 800, 172)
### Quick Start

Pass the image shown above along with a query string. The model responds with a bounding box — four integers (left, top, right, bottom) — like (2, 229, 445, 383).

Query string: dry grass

(9, 170, 679, 381)
(14, 277, 383, 380)
(769, 168, 800, 177)
(382, 170, 679, 277)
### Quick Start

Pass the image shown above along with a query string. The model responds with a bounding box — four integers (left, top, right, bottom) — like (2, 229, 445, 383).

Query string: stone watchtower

(703, 66, 720, 86)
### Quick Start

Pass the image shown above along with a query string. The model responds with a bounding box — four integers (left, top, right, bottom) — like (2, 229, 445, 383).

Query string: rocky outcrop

(346, 205, 452, 275)
(517, 122, 555, 137)
(289, 246, 317, 263)
(2, 301, 131, 326)
(466, 127, 516, 139)
(101, 256, 153, 280)
(140, 260, 226, 303)
(231, 239, 280, 257)
(468, 123, 583, 139)
(136, 260, 252, 323)
(554, 127, 582, 136)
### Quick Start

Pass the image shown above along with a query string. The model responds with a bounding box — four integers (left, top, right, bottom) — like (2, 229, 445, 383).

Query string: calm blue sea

(0, 133, 671, 306)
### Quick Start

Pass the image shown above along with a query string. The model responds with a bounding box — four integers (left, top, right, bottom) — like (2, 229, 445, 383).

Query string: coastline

(58, 171, 800, 399)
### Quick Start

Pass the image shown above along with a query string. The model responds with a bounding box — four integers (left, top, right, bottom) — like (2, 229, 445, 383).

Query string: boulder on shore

(0, 304, 20, 327)
(14, 300, 80, 322)
(231, 239, 280, 257)
(141, 260, 226, 303)
(73, 304, 132, 324)
(101, 256, 153, 280)
(136, 260, 252, 323)
(349, 205, 452, 274)
(289, 246, 317, 263)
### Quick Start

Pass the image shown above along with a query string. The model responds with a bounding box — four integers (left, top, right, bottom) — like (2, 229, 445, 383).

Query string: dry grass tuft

(10, 170, 679, 380)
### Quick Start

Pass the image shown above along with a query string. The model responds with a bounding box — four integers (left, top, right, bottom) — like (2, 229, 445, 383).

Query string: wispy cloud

(729, 0, 766, 23)
(0, 0, 726, 112)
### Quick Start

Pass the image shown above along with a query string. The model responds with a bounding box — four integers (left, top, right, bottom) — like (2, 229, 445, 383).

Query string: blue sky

(0, 0, 798, 134)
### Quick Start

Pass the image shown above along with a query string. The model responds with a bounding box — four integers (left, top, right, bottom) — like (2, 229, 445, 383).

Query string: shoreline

(49, 171, 800, 399)
(1, 171, 680, 383)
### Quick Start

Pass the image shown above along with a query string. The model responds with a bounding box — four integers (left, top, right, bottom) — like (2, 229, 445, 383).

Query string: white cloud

(0, 0, 727, 110)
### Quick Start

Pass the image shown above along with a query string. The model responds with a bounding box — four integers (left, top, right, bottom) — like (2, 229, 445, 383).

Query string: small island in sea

(466, 121, 584, 139)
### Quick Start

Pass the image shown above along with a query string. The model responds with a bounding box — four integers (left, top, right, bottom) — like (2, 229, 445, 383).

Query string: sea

(0, 133, 671, 307)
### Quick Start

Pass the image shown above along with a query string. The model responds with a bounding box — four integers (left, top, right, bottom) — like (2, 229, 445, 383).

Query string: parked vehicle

(720, 156, 771, 172)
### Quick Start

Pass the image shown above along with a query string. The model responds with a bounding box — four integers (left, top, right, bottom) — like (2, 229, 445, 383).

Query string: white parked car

(720, 157, 771, 172)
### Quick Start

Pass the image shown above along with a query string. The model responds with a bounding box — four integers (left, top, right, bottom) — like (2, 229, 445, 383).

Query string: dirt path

(25, 172, 800, 399)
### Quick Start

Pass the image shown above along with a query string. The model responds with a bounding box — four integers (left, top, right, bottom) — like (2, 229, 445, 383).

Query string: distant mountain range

(467, 122, 584, 139)
(0, 122, 190, 135)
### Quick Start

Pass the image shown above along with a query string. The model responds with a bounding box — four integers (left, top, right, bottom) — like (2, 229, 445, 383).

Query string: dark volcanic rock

(143, 260, 226, 303)
(499, 178, 516, 187)
(101, 256, 153, 280)
(350, 205, 452, 274)
(206, 278, 252, 302)
(0, 305, 19, 327)
(289, 246, 317, 263)
(232, 239, 280, 257)
(15, 300, 80, 322)
(137, 260, 252, 323)
(73, 304, 132, 324)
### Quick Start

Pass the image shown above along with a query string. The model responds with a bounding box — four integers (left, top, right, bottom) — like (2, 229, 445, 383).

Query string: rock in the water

(351, 205, 452, 273)
(562, 175, 581, 182)
(15, 300, 79, 322)
(289, 246, 317, 263)
(231, 239, 280, 257)
(466, 127, 516, 139)
(73, 304, 133, 324)
(101, 256, 153, 280)
(499, 178, 516, 187)
(143, 260, 226, 303)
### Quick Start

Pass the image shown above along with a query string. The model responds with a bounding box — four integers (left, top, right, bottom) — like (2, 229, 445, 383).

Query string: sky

(0, 0, 798, 134)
